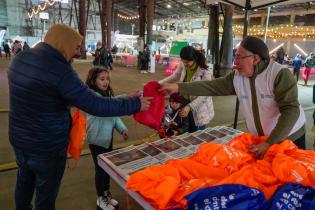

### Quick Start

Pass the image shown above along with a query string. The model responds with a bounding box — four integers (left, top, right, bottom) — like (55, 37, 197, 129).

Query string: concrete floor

(0, 57, 314, 210)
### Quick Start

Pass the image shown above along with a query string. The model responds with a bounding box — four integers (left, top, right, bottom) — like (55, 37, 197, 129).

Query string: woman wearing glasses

(160, 36, 306, 158)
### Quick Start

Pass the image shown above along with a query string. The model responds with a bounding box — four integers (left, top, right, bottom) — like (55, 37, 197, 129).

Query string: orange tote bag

(68, 109, 86, 160)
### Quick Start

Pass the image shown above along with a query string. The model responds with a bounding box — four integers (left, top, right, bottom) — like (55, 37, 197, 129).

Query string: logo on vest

(260, 94, 273, 99)
(240, 95, 248, 99)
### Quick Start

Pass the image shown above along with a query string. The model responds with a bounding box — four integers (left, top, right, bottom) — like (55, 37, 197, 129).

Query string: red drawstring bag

(133, 81, 165, 130)
(68, 109, 86, 160)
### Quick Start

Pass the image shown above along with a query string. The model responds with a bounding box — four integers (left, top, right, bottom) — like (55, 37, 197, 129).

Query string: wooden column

(220, 4, 234, 76)
(98, 0, 107, 46)
(138, 0, 146, 50)
(78, 0, 87, 59)
(113, 9, 118, 32)
(207, 5, 219, 77)
(106, 0, 112, 48)
(146, 0, 154, 45)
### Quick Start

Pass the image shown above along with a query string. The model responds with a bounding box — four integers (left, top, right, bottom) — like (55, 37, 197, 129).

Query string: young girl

(85, 67, 128, 210)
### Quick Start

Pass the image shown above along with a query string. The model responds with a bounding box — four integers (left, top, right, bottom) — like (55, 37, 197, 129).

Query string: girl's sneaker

(96, 196, 115, 210)
(104, 190, 119, 207)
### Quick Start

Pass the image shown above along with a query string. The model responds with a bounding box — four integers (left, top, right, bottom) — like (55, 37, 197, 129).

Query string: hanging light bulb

(27, 0, 57, 19)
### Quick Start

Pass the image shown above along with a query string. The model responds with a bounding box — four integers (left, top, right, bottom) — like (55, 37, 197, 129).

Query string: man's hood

(44, 24, 83, 62)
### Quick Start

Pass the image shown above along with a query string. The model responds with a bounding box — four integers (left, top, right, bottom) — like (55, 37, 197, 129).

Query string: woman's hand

(159, 83, 179, 95)
(249, 142, 271, 159)
(121, 131, 128, 140)
(179, 106, 190, 118)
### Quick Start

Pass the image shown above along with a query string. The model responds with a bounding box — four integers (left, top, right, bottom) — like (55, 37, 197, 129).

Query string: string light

(117, 13, 139, 20)
(232, 25, 315, 39)
(27, 0, 56, 19)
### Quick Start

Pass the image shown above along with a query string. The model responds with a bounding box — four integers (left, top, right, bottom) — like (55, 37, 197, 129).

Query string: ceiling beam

(252, 0, 289, 10)
(171, 0, 199, 13)
(154, 3, 183, 16)
(233, 8, 315, 18)
(220, 0, 244, 9)
(220, 0, 290, 10)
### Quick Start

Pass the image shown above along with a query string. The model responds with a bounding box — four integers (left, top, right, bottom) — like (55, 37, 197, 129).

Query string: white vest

(233, 61, 305, 136)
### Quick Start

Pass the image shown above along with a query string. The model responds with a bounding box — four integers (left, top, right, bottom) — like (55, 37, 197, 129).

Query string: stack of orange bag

(126, 133, 315, 210)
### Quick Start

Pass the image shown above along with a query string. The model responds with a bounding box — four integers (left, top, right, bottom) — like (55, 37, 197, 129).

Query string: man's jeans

(13, 147, 67, 210)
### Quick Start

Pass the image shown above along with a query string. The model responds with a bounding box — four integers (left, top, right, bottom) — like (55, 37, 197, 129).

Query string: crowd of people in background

(4, 37, 312, 84)
(92, 42, 114, 70)
(269, 47, 315, 85)
(0, 40, 30, 59)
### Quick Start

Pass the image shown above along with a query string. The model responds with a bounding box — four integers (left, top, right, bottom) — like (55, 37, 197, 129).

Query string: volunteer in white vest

(159, 36, 306, 158)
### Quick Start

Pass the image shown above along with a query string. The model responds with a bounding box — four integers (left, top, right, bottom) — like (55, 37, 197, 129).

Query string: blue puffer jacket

(8, 42, 140, 155)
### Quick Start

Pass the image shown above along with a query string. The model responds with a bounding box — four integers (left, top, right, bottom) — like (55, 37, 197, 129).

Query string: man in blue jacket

(7, 24, 151, 210)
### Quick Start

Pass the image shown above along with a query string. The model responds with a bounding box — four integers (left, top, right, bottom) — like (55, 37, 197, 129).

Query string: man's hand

(249, 142, 271, 159)
(121, 131, 128, 140)
(159, 83, 179, 95)
(128, 90, 142, 98)
(179, 105, 190, 118)
(140, 97, 152, 111)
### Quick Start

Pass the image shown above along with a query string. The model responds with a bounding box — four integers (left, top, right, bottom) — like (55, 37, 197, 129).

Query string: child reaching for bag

(85, 66, 128, 210)
(163, 93, 196, 137)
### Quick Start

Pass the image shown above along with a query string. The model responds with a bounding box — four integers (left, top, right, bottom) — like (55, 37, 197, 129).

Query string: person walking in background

(3, 41, 11, 59)
(137, 51, 142, 70)
(159, 46, 215, 131)
(275, 47, 285, 64)
(111, 45, 118, 55)
(107, 49, 113, 70)
(160, 36, 305, 158)
(85, 67, 128, 210)
(92, 42, 102, 66)
(12, 40, 22, 55)
(140, 47, 150, 73)
(92, 42, 109, 68)
(23, 41, 30, 51)
(304, 52, 315, 86)
(292, 53, 302, 81)
(8, 24, 151, 210)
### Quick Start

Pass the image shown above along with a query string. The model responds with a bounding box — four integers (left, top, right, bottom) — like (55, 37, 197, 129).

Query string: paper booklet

(98, 126, 243, 180)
